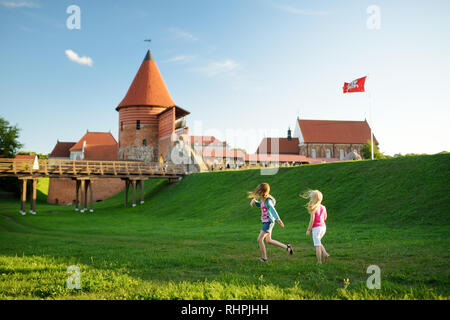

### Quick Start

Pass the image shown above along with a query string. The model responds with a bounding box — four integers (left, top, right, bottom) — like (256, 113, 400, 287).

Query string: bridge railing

(0, 158, 186, 177)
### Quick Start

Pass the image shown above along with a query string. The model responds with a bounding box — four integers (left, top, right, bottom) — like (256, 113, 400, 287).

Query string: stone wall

(119, 123, 159, 162)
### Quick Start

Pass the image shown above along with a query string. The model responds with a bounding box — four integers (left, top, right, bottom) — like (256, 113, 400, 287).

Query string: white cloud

(163, 55, 196, 63)
(0, 0, 40, 8)
(169, 28, 198, 41)
(195, 59, 239, 77)
(271, 2, 329, 15)
(64, 49, 93, 67)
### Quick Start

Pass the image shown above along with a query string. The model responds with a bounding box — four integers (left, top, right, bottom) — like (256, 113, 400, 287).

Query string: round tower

(116, 50, 178, 162)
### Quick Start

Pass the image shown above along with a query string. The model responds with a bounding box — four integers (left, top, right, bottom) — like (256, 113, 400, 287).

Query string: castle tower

(116, 50, 190, 162)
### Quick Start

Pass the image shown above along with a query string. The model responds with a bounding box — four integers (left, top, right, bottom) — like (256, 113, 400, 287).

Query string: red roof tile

(298, 119, 379, 144)
(49, 142, 76, 158)
(256, 138, 300, 154)
(117, 50, 175, 110)
(69, 132, 118, 160)
(70, 132, 117, 151)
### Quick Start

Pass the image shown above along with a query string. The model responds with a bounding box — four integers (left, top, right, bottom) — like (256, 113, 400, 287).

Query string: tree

(361, 140, 385, 160)
(0, 117, 23, 158)
(231, 148, 247, 154)
(17, 151, 48, 159)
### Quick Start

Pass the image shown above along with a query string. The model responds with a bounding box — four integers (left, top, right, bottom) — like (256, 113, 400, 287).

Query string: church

(257, 118, 378, 162)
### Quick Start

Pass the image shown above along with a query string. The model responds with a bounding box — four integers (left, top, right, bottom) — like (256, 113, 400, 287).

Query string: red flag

(343, 76, 366, 93)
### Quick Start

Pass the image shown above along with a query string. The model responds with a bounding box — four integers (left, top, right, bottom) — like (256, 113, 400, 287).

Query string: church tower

(116, 50, 190, 162)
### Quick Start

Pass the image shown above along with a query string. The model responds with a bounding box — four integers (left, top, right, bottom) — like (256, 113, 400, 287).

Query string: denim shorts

(261, 221, 274, 233)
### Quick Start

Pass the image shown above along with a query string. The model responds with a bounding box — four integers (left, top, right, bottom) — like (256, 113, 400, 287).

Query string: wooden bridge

(0, 158, 186, 215)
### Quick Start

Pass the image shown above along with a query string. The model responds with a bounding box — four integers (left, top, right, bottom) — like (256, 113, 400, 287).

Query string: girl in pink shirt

(302, 190, 330, 264)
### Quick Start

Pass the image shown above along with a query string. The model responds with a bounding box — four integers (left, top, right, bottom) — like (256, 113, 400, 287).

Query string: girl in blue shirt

(249, 183, 294, 262)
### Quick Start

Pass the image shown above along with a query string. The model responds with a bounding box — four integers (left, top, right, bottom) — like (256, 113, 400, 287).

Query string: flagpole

(369, 92, 374, 160)
(366, 76, 374, 161)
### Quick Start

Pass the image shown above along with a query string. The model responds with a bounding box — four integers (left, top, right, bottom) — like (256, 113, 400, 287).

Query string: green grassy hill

(0, 154, 449, 299)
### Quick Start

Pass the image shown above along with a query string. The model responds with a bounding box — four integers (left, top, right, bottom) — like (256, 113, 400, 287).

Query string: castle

(47, 50, 204, 205)
(117, 50, 190, 164)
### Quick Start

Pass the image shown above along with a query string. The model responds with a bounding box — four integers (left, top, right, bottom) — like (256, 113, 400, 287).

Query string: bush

(361, 140, 385, 159)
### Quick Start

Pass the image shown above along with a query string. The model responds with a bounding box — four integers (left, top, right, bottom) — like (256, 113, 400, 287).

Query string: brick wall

(47, 178, 125, 205)
(158, 107, 175, 139)
(299, 143, 364, 159)
(118, 106, 166, 162)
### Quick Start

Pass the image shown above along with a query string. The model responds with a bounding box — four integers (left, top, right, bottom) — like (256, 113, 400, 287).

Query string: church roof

(297, 119, 379, 145)
(49, 142, 76, 158)
(69, 132, 118, 161)
(116, 50, 176, 110)
(70, 132, 117, 151)
(256, 137, 300, 155)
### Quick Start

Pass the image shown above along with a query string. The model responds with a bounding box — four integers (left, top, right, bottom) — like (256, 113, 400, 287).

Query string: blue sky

(0, 0, 449, 155)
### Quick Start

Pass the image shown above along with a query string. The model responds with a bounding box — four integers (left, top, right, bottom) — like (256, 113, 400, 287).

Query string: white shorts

(312, 226, 326, 247)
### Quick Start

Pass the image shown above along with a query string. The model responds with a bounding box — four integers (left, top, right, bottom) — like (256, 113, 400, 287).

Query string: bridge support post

(89, 180, 94, 212)
(20, 178, 27, 215)
(139, 180, 144, 204)
(18, 178, 37, 215)
(75, 180, 80, 212)
(168, 178, 178, 184)
(124, 179, 130, 206)
(30, 178, 37, 214)
(80, 180, 85, 213)
(74, 178, 94, 213)
(122, 178, 147, 207)
(84, 181, 89, 212)
(131, 180, 137, 207)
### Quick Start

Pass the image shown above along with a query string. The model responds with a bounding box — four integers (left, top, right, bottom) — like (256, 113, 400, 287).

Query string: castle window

(121, 122, 123, 131)
(326, 149, 331, 158)
(143, 139, 147, 146)
(136, 120, 140, 130)
(340, 149, 345, 160)
(311, 148, 316, 158)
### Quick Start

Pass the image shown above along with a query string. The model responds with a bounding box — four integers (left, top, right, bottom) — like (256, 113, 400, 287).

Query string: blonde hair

(248, 183, 272, 201)
(300, 189, 323, 214)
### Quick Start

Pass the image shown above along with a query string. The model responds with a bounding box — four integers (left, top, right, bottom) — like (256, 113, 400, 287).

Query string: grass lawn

(0, 154, 449, 299)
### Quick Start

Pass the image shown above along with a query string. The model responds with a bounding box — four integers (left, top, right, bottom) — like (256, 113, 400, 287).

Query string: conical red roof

(116, 50, 175, 110)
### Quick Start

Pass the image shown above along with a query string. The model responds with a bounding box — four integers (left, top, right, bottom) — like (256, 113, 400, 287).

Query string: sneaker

(286, 244, 294, 255)
(259, 258, 268, 263)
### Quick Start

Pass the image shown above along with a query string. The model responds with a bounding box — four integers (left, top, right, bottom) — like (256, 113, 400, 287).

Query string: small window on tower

(143, 139, 147, 146)
(137, 120, 140, 130)
(121, 122, 123, 131)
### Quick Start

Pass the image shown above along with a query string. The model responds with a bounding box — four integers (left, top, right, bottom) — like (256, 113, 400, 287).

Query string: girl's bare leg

(321, 245, 330, 262)
(315, 246, 322, 264)
(257, 231, 268, 260)
(266, 233, 288, 250)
